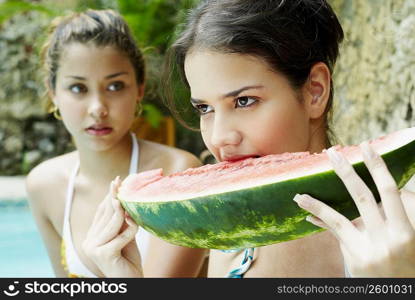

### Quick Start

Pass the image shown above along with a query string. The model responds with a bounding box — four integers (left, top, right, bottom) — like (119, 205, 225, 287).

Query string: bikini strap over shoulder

(129, 132, 139, 174)
(224, 248, 255, 278)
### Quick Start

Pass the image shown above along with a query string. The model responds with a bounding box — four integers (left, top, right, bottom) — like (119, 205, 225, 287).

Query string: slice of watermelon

(118, 127, 415, 249)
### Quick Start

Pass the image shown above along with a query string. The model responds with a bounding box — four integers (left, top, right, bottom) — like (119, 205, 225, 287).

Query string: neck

(75, 133, 134, 184)
(308, 120, 330, 154)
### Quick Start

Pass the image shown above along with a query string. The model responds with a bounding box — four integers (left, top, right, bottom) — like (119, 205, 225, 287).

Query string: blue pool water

(0, 202, 54, 277)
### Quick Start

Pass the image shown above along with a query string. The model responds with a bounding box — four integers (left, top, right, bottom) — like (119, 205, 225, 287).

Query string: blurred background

(0, 0, 414, 277)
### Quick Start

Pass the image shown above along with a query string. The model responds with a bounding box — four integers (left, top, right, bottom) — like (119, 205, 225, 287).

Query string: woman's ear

(302, 62, 331, 119)
(137, 83, 145, 102)
(49, 90, 59, 111)
(49, 90, 56, 103)
(45, 79, 57, 107)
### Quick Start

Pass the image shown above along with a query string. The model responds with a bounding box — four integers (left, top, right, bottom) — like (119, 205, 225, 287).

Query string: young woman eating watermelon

(85, 0, 415, 277)
(25, 9, 207, 278)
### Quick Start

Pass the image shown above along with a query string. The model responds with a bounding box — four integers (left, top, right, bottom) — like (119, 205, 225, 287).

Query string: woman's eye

(108, 81, 125, 92)
(194, 104, 213, 115)
(69, 84, 87, 94)
(235, 96, 256, 108)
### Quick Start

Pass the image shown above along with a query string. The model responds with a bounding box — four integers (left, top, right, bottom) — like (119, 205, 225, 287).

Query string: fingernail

(326, 147, 344, 167)
(293, 194, 312, 209)
(305, 215, 314, 223)
(126, 216, 135, 226)
(305, 215, 319, 223)
(110, 181, 117, 197)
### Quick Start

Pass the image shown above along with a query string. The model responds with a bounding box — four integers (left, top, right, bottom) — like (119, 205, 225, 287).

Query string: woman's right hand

(82, 177, 143, 277)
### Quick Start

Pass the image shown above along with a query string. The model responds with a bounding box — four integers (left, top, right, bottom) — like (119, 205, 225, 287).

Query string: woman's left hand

(83, 177, 142, 278)
(293, 142, 415, 277)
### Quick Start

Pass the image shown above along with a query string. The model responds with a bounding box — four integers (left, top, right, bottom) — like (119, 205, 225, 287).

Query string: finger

(305, 215, 329, 229)
(111, 190, 129, 232)
(400, 189, 415, 229)
(87, 182, 116, 239)
(112, 197, 124, 214)
(111, 176, 121, 198)
(125, 215, 136, 227)
(95, 201, 115, 232)
(294, 194, 361, 253)
(326, 147, 384, 234)
(105, 218, 138, 252)
(122, 238, 142, 267)
(113, 198, 128, 229)
(92, 181, 114, 226)
(122, 214, 137, 231)
(95, 180, 120, 231)
(111, 180, 125, 216)
(87, 177, 122, 241)
(115, 175, 122, 188)
(95, 202, 125, 245)
(361, 142, 413, 232)
(112, 177, 130, 227)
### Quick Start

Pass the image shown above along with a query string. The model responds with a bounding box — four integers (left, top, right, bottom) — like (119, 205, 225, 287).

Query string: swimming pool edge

(0, 176, 28, 205)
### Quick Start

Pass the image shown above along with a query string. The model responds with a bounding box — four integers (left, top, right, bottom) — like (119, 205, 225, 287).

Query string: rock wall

(330, 0, 415, 145)
(0, 12, 74, 175)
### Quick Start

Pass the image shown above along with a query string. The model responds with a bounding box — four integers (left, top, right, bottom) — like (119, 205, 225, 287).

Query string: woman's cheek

(248, 110, 294, 153)
(200, 117, 216, 155)
(57, 98, 86, 132)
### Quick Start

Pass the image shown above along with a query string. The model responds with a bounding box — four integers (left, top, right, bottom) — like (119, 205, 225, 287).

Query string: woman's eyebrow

(191, 85, 264, 103)
(223, 85, 264, 98)
(190, 97, 203, 104)
(105, 72, 128, 79)
(64, 72, 128, 80)
(65, 75, 86, 80)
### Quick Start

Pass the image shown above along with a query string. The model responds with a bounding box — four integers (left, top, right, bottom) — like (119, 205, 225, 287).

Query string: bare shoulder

(26, 151, 78, 209)
(138, 139, 202, 175)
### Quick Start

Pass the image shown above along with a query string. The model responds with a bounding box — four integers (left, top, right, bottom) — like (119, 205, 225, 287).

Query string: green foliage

(115, 0, 200, 128)
(0, 0, 55, 24)
(0, 10, 49, 119)
(143, 103, 164, 128)
(75, 0, 117, 11)
(117, 0, 198, 51)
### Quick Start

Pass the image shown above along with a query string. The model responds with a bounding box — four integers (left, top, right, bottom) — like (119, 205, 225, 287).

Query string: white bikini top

(62, 132, 151, 277)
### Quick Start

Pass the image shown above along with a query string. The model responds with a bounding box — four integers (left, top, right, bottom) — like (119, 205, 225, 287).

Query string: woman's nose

(88, 94, 108, 119)
(209, 113, 242, 149)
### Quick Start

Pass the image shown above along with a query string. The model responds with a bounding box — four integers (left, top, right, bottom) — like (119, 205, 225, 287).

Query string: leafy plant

(0, 0, 56, 24)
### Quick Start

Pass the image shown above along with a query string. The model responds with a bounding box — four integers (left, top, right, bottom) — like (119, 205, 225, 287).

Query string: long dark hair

(164, 0, 344, 144)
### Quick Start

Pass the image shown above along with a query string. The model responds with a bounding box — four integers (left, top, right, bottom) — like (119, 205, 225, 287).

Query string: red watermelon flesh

(119, 127, 415, 203)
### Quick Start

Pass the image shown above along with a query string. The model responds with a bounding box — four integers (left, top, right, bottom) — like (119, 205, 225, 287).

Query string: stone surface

(0, 176, 27, 201)
(330, 0, 415, 145)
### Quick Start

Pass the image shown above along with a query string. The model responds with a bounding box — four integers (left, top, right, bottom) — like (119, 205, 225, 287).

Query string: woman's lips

(85, 126, 113, 136)
(222, 154, 260, 162)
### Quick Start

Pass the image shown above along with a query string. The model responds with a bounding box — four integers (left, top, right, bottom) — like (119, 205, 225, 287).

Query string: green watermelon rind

(119, 139, 415, 250)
